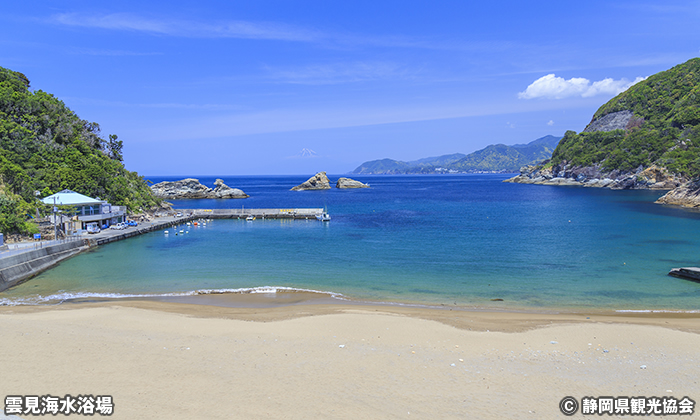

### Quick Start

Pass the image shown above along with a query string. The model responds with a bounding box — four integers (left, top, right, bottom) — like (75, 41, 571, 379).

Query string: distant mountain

(298, 148, 318, 158)
(352, 135, 562, 174)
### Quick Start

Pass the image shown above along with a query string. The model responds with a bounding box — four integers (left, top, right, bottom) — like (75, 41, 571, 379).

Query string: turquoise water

(2, 174, 700, 311)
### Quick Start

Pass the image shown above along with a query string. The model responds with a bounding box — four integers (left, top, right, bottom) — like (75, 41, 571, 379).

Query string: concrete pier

(188, 208, 324, 220)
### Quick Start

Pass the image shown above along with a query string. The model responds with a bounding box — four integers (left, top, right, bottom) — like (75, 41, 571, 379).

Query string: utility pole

(53, 196, 57, 240)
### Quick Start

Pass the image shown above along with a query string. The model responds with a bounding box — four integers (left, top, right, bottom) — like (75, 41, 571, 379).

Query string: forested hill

(0, 66, 160, 235)
(353, 135, 561, 174)
(549, 57, 700, 179)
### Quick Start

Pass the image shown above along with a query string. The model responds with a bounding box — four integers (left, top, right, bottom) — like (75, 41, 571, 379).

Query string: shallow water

(2, 174, 700, 311)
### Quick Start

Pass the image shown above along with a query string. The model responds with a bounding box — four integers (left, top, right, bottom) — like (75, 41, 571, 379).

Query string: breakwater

(189, 208, 324, 219)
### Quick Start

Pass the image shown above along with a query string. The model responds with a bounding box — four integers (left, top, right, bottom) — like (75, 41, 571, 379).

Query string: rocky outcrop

(336, 177, 369, 189)
(211, 179, 249, 198)
(655, 180, 700, 207)
(583, 110, 644, 133)
(151, 178, 248, 199)
(505, 164, 686, 190)
(291, 172, 331, 191)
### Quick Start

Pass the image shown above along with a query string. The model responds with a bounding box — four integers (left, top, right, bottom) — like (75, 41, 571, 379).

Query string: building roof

(42, 190, 102, 206)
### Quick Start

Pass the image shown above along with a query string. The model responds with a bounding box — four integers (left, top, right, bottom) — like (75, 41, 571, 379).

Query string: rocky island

(151, 178, 249, 199)
(291, 172, 332, 191)
(505, 58, 700, 207)
(291, 172, 370, 190)
(336, 177, 369, 188)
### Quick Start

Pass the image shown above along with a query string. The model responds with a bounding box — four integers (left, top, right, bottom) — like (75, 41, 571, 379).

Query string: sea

(2, 174, 700, 312)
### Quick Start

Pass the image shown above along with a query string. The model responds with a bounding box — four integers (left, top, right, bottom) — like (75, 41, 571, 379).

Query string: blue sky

(2, 1, 699, 175)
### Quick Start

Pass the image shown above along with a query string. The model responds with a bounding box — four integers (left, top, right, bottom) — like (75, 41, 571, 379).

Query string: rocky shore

(504, 164, 686, 190)
(506, 163, 700, 208)
(655, 180, 700, 208)
(150, 178, 249, 199)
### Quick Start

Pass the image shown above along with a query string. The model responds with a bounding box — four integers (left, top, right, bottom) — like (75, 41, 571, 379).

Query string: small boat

(246, 215, 255, 222)
(316, 212, 331, 222)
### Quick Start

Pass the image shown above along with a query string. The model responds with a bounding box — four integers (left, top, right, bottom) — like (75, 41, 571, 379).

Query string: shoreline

(3, 292, 700, 334)
(4, 285, 700, 318)
(1, 298, 699, 419)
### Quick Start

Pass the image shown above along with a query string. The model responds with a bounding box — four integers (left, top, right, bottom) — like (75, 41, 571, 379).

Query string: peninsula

(505, 58, 700, 207)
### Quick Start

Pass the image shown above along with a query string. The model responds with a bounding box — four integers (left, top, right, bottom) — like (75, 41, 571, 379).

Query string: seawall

(0, 240, 90, 292)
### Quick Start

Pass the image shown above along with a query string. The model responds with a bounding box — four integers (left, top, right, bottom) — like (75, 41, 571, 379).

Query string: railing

(0, 235, 84, 259)
(79, 210, 125, 222)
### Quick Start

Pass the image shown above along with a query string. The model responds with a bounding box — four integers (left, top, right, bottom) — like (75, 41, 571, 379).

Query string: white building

(41, 190, 125, 233)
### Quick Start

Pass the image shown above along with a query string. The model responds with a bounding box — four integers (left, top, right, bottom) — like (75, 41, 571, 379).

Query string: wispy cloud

(49, 12, 318, 42)
(63, 96, 244, 111)
(46, 12, 518, 53)
(123, 97, 574, 143)
(518, 74, 647, 99)
(613, 1, 700, 15)
(66, 47, 162, 56)
(265, 61, 417, 85)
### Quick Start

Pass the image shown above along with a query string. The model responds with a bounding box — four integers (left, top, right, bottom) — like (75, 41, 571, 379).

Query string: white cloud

(518, 74, 647, 99)
(547, 120, 554, 126)
(583, 76, 647, 97)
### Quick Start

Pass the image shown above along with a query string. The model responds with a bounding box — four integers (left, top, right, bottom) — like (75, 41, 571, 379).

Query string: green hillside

(0, 66, 160, 235)
(550, 57, 700, 178)
(353, 135, 561, 174)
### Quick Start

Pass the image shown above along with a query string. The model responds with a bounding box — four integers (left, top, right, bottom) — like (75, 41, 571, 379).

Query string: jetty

(188, 208, 324, 220)
(668, 267, 700, 282)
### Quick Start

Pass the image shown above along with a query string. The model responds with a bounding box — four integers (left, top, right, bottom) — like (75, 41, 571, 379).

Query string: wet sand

(1, 297, 698, 419)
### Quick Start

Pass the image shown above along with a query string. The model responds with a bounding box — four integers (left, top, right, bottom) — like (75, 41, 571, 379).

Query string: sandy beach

(1, 297, 699, 419)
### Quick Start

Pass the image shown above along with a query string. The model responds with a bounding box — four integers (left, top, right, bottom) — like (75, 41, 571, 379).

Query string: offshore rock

(655, 180, 700, 208)
(150, 178, 249, 199)
(336, 177, 369, 189)
(291, 172, 331, 191)
(212, 179, 249, 198)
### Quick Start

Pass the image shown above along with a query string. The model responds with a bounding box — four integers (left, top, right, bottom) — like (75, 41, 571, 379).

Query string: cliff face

(151, 179, 249, 199)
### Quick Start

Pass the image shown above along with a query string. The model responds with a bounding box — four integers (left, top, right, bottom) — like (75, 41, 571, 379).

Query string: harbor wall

(0, 240, 90, 292)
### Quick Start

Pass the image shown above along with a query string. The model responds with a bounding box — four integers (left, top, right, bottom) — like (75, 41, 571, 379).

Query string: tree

(108, 134, 123, 162)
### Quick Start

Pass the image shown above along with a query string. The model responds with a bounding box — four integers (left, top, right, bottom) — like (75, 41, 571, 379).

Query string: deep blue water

(2, 174, 700, 311)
